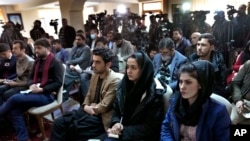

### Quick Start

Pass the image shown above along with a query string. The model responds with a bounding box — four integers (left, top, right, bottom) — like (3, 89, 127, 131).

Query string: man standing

(50, 47, 121, 141)
(0, 38, 64, 141)
(189, 33, 228, 98)
(29, 20, 46, 42)
(59, 18, 76, 48)
(63, 33, 91, 101)
(0, 40, 34, 105)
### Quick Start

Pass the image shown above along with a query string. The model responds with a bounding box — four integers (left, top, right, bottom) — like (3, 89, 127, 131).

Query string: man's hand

(83, 105, 96, 115)
(6, 80, 18, 87)
(0, 79, 5, 84)
(69, 65, 75, 71)
(29, 84, 43, 93)
(236, 100, 244, 114)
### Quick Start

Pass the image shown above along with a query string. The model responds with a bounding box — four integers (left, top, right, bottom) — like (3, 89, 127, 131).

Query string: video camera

(89, 10, 107, 31)
(227, 4, 238, 20)
(49, 19, 58, 34)
(190, 10, 210, 22)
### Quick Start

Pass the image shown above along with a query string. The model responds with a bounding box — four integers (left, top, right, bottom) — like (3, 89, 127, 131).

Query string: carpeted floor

(0, 98, 80, 141)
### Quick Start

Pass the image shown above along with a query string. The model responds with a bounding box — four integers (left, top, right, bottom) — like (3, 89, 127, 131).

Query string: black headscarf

(174, 60, 215, 126)
(120, 51, 154, 123)
(241, 40, 250, 64)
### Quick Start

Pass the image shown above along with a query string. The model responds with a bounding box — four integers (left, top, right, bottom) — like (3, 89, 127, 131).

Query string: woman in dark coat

(105, 51, 166, 141)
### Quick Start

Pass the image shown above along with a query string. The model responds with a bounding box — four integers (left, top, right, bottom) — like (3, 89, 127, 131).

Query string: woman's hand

(107, 123, 124, 135)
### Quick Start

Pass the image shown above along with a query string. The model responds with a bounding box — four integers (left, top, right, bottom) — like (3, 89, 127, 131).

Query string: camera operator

(212, 11, 231, 67)
(149, 15, 159, 45)
(29, 20, 46, 42)
(231, 4, 250, 49)
(103, 16, 118, 37)
(133, 16, 148, 51)
(191, 11, 212, 34)
(58, 18, 76, 48)
(158, 13, 173, 38)
(0, 21, 24, 49)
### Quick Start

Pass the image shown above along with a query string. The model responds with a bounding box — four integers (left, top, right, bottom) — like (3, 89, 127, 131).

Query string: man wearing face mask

(153, 38, 187, 90)
(89, 28, 99, 50)
(112, 33, 134, 73)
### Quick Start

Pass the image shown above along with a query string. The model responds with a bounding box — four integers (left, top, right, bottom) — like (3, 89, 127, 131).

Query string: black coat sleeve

(42, 59, 64, 94)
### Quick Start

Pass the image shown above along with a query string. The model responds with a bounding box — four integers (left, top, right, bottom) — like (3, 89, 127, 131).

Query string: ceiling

(0, 0, 31, 5)
(0, 0, 139, 6)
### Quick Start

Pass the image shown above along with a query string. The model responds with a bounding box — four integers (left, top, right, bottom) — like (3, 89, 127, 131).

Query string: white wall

(94, 2, 139, 15)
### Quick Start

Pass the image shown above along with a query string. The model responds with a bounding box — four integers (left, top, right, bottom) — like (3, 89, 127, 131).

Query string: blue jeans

(0, 93, 54, 141)
(0, 84, 25, 105)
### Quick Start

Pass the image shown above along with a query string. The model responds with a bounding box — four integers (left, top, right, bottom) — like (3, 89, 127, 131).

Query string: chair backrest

(210, 93, 232, 115)
(57, 64, 66, 104)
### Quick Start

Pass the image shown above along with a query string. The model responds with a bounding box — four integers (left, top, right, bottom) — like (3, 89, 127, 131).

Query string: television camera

(227, 5, 238, 20)
(49, 19, 58, 34)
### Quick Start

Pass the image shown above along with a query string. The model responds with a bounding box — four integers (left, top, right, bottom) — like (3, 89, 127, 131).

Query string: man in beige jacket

(50, 47, 121, 141)
(0, 40, 34, 105)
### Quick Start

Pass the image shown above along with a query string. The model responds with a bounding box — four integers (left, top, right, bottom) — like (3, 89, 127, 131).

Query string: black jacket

(189, 51, 228, 98)
(110, 79, 165, 141)
(30, 57, 63, 94)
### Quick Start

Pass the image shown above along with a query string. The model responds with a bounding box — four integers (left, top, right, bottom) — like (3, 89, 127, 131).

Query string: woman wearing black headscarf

(105, 51, 166, 141)
(161, 60, 230, 141)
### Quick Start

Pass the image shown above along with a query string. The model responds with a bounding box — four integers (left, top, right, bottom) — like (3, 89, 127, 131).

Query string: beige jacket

(83, 69, 121, 129)
(15, 55, 34, 87)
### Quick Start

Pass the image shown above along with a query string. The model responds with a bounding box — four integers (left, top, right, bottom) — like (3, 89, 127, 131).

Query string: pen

(119, 117, 123, 124)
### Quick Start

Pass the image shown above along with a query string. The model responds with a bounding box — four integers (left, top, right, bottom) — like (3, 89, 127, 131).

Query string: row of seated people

(66, 31, 229, 102)
(56, 31, 250, 140)
(51, 48, 232, 141)
(0, 32, 249, 140)
(0, 38, 64, 141)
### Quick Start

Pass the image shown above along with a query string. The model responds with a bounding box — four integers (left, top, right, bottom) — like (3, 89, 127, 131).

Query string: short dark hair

(52, 39, 61, 45)
(90, 28, 99, 34)
(92, 47, 114, 63)
(113, 33, 123, 41)
(0, 43, 10, 53)
(76, 29, 84, 34)
(34, 38, 51, 48)
(173, 27, 183, 36)
(76, 33, 85, 40)
(13, 40, 27, 50)
(158, 38, 175, 50)
(106, 31, 114, 36)
(34, 20, 41, 25)
(95, 37, 107, 47)
(199, 33, 215, 46)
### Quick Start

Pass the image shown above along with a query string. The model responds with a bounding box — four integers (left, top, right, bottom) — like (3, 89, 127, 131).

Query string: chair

(27, 64, 66, 140)
(210, 93, 232, 115)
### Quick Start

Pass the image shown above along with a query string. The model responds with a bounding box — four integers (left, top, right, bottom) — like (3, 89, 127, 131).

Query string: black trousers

(50, 108, 105, 141)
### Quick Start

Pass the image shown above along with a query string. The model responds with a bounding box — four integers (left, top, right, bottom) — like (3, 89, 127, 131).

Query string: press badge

(4, 62, 10, 66)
